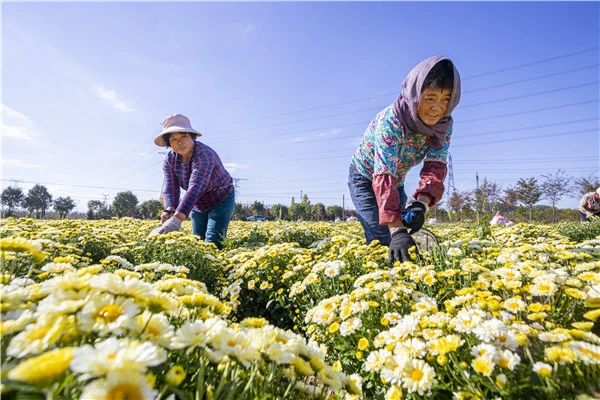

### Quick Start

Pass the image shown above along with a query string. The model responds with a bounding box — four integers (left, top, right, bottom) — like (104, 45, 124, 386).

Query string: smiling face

(167, 132, 196, 159)
(417, 87, 453, 126)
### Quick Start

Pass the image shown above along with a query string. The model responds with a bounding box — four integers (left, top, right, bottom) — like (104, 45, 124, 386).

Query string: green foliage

(557, 217, 600, 242)
(1, 186, 25, 214)
(112, 191, 139, 218)
(53, 196, 76, 219)
(138, 199, 162, 219)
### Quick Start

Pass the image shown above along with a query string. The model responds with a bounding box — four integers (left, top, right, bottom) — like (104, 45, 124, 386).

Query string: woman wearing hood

(348, 56, 461, 263)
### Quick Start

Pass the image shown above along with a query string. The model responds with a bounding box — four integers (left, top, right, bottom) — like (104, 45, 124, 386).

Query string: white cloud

(1, 104, 43, 141)
(2, 158, 46, 169)
(318, 128, 341, 137)
(224, 162, 249, 173)
(292, 137, 306, 143)
(95, 85, 135, 112)
(243, 23, 256, 33)
(137, 152, 153, 158)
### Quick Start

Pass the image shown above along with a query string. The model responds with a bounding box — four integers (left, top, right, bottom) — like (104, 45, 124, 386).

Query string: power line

(203, 48, 598, 131)
(1, 179, 160, 194)
(465, 63, 598, 93)
(460, 99, 599, 124)
(464, 47, 598, 79)
(207, 80, 599, 135)
(460, 81, 599, 109)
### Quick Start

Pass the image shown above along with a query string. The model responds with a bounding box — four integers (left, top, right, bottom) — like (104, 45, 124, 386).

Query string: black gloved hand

(402, 201, 427, 234)
(388, 228, 419, 264)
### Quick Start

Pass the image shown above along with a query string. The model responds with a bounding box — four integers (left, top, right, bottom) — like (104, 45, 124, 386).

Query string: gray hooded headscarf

(392, 56, 461, 150)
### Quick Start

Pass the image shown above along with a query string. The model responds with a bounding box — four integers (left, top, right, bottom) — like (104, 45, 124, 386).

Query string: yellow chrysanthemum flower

(8, 347, 75, 384)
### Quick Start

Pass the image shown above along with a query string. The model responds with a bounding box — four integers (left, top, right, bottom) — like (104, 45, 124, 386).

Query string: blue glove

(402, 201, 428, 234)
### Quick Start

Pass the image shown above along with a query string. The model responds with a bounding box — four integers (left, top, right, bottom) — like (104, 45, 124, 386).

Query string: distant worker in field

(348, 56, 461, 263)
(150, 114, 235, 249)
(578, 188, 600, 222)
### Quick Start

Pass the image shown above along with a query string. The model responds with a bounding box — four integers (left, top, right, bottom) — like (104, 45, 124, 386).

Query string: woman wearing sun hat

(578, 188, 600, 222)
(151, 114, 235, 249)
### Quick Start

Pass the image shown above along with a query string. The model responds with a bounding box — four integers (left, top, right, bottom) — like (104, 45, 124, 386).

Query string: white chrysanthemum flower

(447, 247, 463, 257)
(79, 370, 157, 400)
(132, 311, 176, 349)
(569, 341, 600, 365)
(401, 359, 437, 395)
(41, 262, 75, 273)
(395, 338, 427, 359)
(211, 328, 261, 368)
(323, 264, 341, 278)
(503, 298, 526, 314)
(533, 361, 553, 376)
(78, 294, 140, 336)
(538, 332, 571, 343)
(340, 317, 362, 337)
(173, 317, 227, 351)
(88, 273, 153, 299)
(496, 349, 521, 370)
(471, 343, 498, 360)
(453, 309, 485, 333)
(36, 288, 92, 316)
(6, 316, 70, 358)
(363, 349, 392, 372)
(70, 338, 166, 380)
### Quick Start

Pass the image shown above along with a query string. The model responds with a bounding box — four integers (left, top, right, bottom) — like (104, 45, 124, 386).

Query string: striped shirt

(163, 141, 233, 216)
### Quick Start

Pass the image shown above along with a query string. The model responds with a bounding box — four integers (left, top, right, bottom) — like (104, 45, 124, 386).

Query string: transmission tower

(233, 178, 247, 199)
(448, 153, 456, 192)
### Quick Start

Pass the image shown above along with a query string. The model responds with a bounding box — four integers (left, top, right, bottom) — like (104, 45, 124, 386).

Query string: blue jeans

(190, 190, 235, 249)
(348, 164, 407, 246)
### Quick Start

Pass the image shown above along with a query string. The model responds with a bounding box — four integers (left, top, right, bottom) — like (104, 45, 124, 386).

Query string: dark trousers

(347, 164, 407, 246)
(580, 211, 600, 222)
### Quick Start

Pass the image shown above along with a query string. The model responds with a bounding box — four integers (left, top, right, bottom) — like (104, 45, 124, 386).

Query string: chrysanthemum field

(1, 218, 599, 400)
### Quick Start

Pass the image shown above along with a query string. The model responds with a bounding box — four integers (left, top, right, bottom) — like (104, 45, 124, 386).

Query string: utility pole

(11, 178, 21, 188)
(102, 193, 109, 206)
(342, 194, 345, 219)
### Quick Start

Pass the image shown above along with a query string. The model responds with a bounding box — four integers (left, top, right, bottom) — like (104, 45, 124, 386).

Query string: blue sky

(2, 1, 599, 213)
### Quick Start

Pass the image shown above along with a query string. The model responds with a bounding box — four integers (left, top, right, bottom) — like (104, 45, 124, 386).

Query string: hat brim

(154, 126, 202, 147)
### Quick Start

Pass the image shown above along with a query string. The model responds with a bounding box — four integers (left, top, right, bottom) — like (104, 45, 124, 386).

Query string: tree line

(1, 171, 598, 222)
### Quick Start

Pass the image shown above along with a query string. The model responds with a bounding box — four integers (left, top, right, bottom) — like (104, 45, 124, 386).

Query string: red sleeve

(413, 161, 447, 207)
(373, 174, 403, 224)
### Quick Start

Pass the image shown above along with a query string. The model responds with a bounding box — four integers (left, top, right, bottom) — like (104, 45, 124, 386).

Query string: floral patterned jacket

(351, 105, 450, 224)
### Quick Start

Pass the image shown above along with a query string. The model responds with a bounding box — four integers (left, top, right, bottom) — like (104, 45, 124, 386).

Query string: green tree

(326, 205, 344, 220)
(250, 201, 266, 217)
(53, 196, 76, 219)
(112, 191, 138, 218)
(471, 179, 501, 220)
(447, 189, 470, 221)
(573, 175, 600, 198)
(515, 177, 543, 222)
(87, 200, 112, 220)
(311, 203, 326, 221)
(233, 203, 250, 220)
(499, 185, 519, 214)
(24, 184, 53, 219)
(1, 186, 25, 217)
(269, 204, 288, 221)
(139, 199, 163, 219)
(541, 169, 572, 223)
